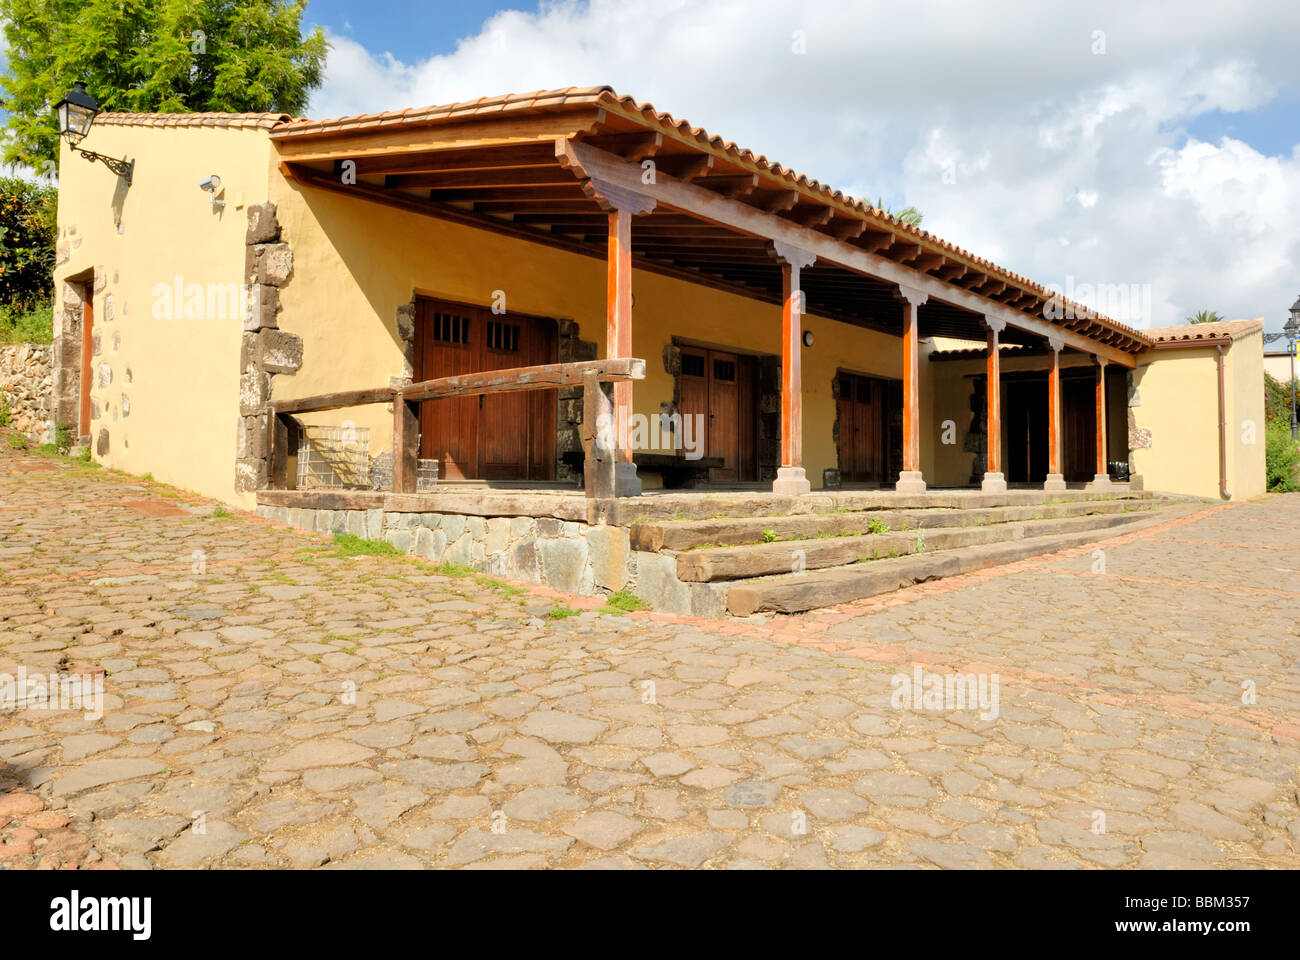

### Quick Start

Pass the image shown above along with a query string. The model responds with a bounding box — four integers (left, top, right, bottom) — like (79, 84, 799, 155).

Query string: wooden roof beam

(580, 131, 663, 161)
(793, 205, 834, 228)
(700, 174, 760, 198)
(386, 167, 575, 189)
(657, 155, 714, 181)
(911, 252, 945, 272)
(832, 219, 867, 242)
(857, 231, 896, 255)
(762, 190, 799, 213)
(934, 262, 968, 282)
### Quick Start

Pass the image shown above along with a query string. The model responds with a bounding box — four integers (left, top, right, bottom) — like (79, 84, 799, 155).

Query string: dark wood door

(1062, 377, 1096, 482)
(678, 347, 756, 482)
(837, 373, 895, 483)
(1006, 380, 1048, 483)
(414, 298, 556, 481)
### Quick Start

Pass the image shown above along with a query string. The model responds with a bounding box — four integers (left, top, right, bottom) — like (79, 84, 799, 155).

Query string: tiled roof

(269, 86, 1149, 348)
(95, 112, 293, 130)
(93, 87, 1155, 348)
(1145, 318, 1263, 345)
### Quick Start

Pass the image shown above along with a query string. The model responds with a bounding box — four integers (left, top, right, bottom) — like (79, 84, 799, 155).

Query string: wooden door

(415, 298, 556, 481)
(837, 373, 893, 483)
(416, 301, 479, 480)
(707, 352, 739, 482)
(678, 347, 756, 482)
(79, 286, 93, 436)
(1061, 377, 1096, 482)
(479, 318, 530, 479)
(1006, 380, 1048, 483)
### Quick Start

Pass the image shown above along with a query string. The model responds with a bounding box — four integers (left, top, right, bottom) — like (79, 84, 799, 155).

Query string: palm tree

(874, 196, 924, 228)
(1187, 309, 1224, 325)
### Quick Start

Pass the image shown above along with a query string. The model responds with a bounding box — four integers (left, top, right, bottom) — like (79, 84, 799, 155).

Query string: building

(49, 87, 1267, 613)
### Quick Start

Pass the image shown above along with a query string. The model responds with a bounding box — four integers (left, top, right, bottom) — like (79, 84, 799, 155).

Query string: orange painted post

(981, 318, 1007, 492)
(1085, 355, 1113, 490)
(607, 208, 633, 464)
(1044, 337, 1066, 490)
(772, 242, 815, 495)
(588, 178, 654, 497)
(895, 285, 928, 493)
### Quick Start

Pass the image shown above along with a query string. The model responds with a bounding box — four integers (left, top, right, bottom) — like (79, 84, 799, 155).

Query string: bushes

(1265, 420, 1300, 492)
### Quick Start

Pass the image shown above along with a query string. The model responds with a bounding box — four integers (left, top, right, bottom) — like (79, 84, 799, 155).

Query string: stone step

(676, 508, 1159, 582)
(633, 497, 1155, 553)
(725, 506, 1185, 616)
(604, 487, 1149, 525)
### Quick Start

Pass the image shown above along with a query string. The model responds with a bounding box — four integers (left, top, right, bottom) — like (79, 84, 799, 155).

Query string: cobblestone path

(2, 450, 1297, 869)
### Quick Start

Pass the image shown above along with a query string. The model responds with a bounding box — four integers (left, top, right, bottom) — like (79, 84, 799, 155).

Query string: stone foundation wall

(237, 202, 302, 492)
(253, 504, 727, 617)
(0, 343, 53, 441)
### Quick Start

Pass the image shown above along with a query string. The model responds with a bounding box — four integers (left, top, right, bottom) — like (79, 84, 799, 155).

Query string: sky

(4, 0, 1299, 331)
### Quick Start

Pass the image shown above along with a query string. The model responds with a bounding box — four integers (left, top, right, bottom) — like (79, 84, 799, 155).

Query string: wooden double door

(678, 346, 757, 482)
(837, 373, 902, 484)
(413, 297, 556, 481)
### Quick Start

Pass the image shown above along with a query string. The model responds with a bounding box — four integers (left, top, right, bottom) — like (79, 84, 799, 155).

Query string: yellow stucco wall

(1228, 331, 1266, 500)
(1130, 348, 1222, 499)
(53, 124, 274, 504)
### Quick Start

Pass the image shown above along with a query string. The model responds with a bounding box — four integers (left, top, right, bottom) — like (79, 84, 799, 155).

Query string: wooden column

(588, 177, 655, 497)
(1044, 335, 1066, 490)
(981, 317, 1007, 492)
(392, 397, 420, 493)
(1085, 355, 1113, 490)
(772, 241, 816, 495)
(896, 285, 928, 493)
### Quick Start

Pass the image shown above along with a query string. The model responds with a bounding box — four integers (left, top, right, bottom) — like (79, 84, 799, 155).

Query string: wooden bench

(562, 451, 724, 489)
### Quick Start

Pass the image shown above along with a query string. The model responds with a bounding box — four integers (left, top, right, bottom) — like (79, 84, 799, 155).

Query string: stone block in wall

(540, 537, 590, 594)
(558, 397, 582, 423)
(586, 524, 629, 591)
(91, 331, 101, 357)
(249, 243, 293, 286)
(396, 301, 416, 342)
(241, 332, 258, 373)
(256, 329, 303, 374)
(557, 318, 579, 339)
(239, 371, 271, 416)
(238, 415, 268, 460)
(246, 203, 281, 245)
(234, 458, 268, 492)
(96, 428, 109, 455)
(243, 284, 280, 331)
(662, 343, 681, 377)
(97, 363, 112, 387)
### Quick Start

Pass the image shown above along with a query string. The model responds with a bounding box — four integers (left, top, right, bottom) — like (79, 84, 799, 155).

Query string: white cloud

(305, 0, 1300, 328)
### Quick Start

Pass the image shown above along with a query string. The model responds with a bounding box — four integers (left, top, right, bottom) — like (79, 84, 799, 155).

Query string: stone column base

(1127, 473, 1144, 492)
(772, 465, 811, 496)
(614, 461, 642, 498)
(895, 470, 927, 494)
(980, 471, 1007, 493)
(1084, 473, 1114, 492)
(1042, 473, 1067, 492)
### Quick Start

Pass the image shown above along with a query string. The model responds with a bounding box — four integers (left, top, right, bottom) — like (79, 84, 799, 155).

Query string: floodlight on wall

(199, 175, 225, 208)
(54, 81, 134, 186)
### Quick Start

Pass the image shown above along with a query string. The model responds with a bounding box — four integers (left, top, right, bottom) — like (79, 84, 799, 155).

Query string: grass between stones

(546, 603, 581, 620)
(603, 588, 649, 613)
(330, 533, 404, 558)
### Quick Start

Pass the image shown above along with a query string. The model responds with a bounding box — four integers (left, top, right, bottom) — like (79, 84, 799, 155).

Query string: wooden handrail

(400, 357, 644, 402)
(266, 357, 646, 497)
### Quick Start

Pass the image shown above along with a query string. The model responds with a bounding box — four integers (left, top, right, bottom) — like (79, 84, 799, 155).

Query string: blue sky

(3, 1, 1298, 327)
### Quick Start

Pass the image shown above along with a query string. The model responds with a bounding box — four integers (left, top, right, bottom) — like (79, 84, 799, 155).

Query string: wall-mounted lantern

(54, 81, 134, 186)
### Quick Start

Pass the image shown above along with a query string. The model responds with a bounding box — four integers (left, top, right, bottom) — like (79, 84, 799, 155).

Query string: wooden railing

(266, 357, 646, 498)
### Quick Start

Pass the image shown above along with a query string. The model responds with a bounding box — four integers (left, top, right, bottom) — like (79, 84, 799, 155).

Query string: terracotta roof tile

(96, 88, 1155, 348)
(95, 111, 293, 130)
(1144, 318, 1263, 344)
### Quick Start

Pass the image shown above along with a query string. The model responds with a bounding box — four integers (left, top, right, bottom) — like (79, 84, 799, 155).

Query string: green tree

(1186, 309, 1224, 324)
(0, 175, 56, 308)
(0, 0, 328, 169)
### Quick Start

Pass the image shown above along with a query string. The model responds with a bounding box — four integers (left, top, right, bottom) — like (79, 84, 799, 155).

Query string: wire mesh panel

(297, 425, 370, 489)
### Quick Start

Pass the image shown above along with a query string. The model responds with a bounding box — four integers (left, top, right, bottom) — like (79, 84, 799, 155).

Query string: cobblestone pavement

(2, 450, 1298, 869)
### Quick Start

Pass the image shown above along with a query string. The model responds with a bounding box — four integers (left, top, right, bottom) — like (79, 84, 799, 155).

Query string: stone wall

(253, 503, 727, 618)
(0, 343, 53, 441)
(236, 202, 303, 492)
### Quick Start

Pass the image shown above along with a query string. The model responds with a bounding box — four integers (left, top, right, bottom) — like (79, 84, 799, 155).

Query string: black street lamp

(1288, 295, 1300, 441)
(53, 81, 134, 185)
